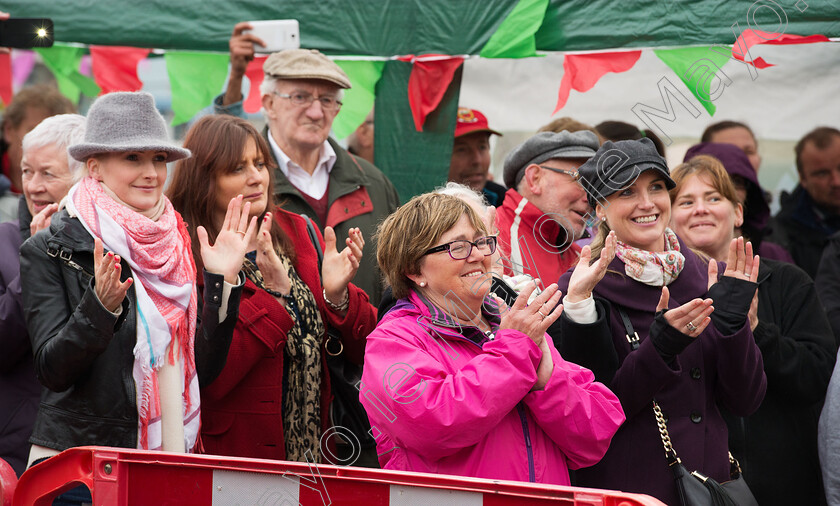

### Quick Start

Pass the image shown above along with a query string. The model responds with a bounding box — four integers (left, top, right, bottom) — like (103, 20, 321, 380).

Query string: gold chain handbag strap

(652, 399, 679, 461)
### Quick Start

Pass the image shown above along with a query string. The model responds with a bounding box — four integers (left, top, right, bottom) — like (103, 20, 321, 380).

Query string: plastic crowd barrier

(1, 447, 665, 506)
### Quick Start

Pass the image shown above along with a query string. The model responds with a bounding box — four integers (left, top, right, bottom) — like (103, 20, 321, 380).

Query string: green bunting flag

(333, 60, 386, 140)
(653, 46, 733, 116)
(480, 0, 549, 58)
(164, 52, 229, 126)
(35, 45, 100, 103)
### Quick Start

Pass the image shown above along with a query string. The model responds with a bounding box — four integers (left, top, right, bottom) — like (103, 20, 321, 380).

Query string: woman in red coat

(168, 115, 377, 464)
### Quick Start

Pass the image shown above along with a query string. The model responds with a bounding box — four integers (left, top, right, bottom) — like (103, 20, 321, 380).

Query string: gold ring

(235, 230, 246, 236)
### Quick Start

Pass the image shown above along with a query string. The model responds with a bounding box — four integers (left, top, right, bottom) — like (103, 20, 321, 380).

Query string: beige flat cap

(263, 49, 351, 89)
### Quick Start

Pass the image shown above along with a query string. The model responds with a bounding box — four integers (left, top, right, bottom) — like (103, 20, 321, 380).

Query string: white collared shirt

(267, 130, 337, 200)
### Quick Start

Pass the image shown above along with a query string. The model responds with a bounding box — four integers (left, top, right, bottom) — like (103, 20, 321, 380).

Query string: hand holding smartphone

(243, 20, 300, 53)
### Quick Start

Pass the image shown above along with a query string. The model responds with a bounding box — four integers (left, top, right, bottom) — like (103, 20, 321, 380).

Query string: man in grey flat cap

(213, 22, 399, 307)
(495, 130, 600, 289)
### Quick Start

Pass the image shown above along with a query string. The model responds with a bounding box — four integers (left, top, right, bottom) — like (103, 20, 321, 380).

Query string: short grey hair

(434, 181, 490, 210)
(22, 114, 87, 183)
(259, 75, 344, 117)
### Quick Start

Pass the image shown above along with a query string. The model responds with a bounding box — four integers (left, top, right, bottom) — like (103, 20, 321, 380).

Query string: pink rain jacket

(360, 291, 625, 484)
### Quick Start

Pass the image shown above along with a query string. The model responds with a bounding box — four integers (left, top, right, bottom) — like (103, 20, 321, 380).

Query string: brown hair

(795, 127, 840, 175)
(1, 84, 76, 131)
(701, 120, 757, 145)
(670, 155, 740, 207)
(538, 116, 603, 143)
(167, 115, 293, 270)
(376, 193, 487, 299)
(596, 120, 666, 158)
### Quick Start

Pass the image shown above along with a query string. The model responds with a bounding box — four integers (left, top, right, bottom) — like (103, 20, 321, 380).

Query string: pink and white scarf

(65, 176, 199, 451)
(615, 227, 685, 286)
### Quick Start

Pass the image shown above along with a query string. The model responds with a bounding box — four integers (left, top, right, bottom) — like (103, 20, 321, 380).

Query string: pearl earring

(419, 281, 426, 287)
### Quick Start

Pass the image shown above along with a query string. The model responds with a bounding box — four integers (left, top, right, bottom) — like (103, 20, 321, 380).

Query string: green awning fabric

(5, 1, 837, 54)
(374, 60, 461, 204)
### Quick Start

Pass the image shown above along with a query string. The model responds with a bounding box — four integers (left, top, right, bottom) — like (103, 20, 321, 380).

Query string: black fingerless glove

(649, 310, 695, 363)
(706, 275, 758, 335)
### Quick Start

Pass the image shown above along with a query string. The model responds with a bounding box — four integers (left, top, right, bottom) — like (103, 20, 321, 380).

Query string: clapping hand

(656, 286, 714, 337)
(498, 283, 563, 347)
(497, 283, 563, 390)
(197, 195, 257, 284)
(322, 226, 364, 307)
(93, 237, 133, 313)
(708, 237, 760, 290)
(255, 212, 292, 296)
(565, 231, 616, 303)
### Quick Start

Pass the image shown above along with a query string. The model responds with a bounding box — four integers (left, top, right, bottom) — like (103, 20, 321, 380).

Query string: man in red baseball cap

(449, 107, 506, 206)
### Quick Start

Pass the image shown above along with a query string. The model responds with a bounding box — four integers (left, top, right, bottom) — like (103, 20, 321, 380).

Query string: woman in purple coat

(552, 138, 767, 505)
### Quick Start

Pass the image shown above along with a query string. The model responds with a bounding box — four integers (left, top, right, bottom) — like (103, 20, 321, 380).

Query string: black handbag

(616, 305, 759, 506)
(301, 215, 378, 465)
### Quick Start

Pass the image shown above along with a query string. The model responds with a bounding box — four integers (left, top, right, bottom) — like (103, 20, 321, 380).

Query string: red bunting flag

(90, 46, 151, 94)
(0, 53, 12, 106)
(732, 30, 829, 69)
(553, 51, 642, 114)
(405, 55, 464, 131)
(243, 55, 268, 114)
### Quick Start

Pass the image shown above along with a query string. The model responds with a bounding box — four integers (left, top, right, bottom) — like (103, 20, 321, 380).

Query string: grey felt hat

(503, 130, 600, 189)
(68, 92, 191, 162)
(577, 137, 674, 207)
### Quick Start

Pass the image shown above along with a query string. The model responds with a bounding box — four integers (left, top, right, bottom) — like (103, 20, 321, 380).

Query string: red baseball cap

(454, 107, 502, 138)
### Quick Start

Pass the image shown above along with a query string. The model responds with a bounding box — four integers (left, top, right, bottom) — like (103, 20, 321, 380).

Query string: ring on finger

(537, 310, 547, 320)
(685, 321, 698, 332)
(235, 230, 246, 237)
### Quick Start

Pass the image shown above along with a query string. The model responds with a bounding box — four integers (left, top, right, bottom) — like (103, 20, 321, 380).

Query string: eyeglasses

(273, 91, 342, 111)
(539, 165, 579, 180)
(422, 236, 498, 260)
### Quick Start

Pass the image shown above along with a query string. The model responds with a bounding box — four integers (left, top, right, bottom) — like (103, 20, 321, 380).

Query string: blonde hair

(377, 193, 487, 299)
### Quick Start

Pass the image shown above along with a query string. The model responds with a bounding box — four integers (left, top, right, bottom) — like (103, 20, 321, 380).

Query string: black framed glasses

(273, 91, 342, 111)
(539, 165, 579, 180)
(423, 236, 497, 260)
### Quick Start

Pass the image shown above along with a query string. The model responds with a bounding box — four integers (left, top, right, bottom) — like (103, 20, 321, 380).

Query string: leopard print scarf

(242, 249, 324, 462)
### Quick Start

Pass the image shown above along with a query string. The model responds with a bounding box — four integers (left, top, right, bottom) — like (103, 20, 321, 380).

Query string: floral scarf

(615, 227, 685, 286)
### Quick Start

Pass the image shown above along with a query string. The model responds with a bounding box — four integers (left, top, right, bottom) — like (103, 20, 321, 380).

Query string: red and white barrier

(3, 447, 665, 506)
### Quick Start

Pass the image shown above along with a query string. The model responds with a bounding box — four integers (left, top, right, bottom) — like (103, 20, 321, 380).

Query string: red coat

(495, 189, 581, 288)
(198, 209, 376, 461)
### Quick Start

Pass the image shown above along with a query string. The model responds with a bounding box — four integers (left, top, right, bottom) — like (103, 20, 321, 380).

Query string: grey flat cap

(69, 92, 190, 162)
(503, 130, 600, 188)
(263, 49, 351, 89)
(577, 138, 674, 207)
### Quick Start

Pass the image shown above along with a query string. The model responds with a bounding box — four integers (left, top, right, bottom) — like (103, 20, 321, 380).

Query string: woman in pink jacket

(363, 192, 624, 484)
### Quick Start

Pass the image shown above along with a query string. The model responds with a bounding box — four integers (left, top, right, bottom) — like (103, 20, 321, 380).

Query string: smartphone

(490, 275, 520, 307)
(243, 20, 300, 53)
(0, 18, 54, 49)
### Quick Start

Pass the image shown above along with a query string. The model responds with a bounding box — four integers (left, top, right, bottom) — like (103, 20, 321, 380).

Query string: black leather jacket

(20, 209, 242, 452)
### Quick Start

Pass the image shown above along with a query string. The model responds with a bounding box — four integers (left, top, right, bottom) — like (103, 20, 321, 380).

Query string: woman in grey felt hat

(551, 138, 766, 505)
(19, 92, 253, 503)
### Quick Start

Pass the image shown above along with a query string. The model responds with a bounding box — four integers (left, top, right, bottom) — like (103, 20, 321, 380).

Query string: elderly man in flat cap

(496, 130, 600, 290)
(213, 22, 399, 306)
